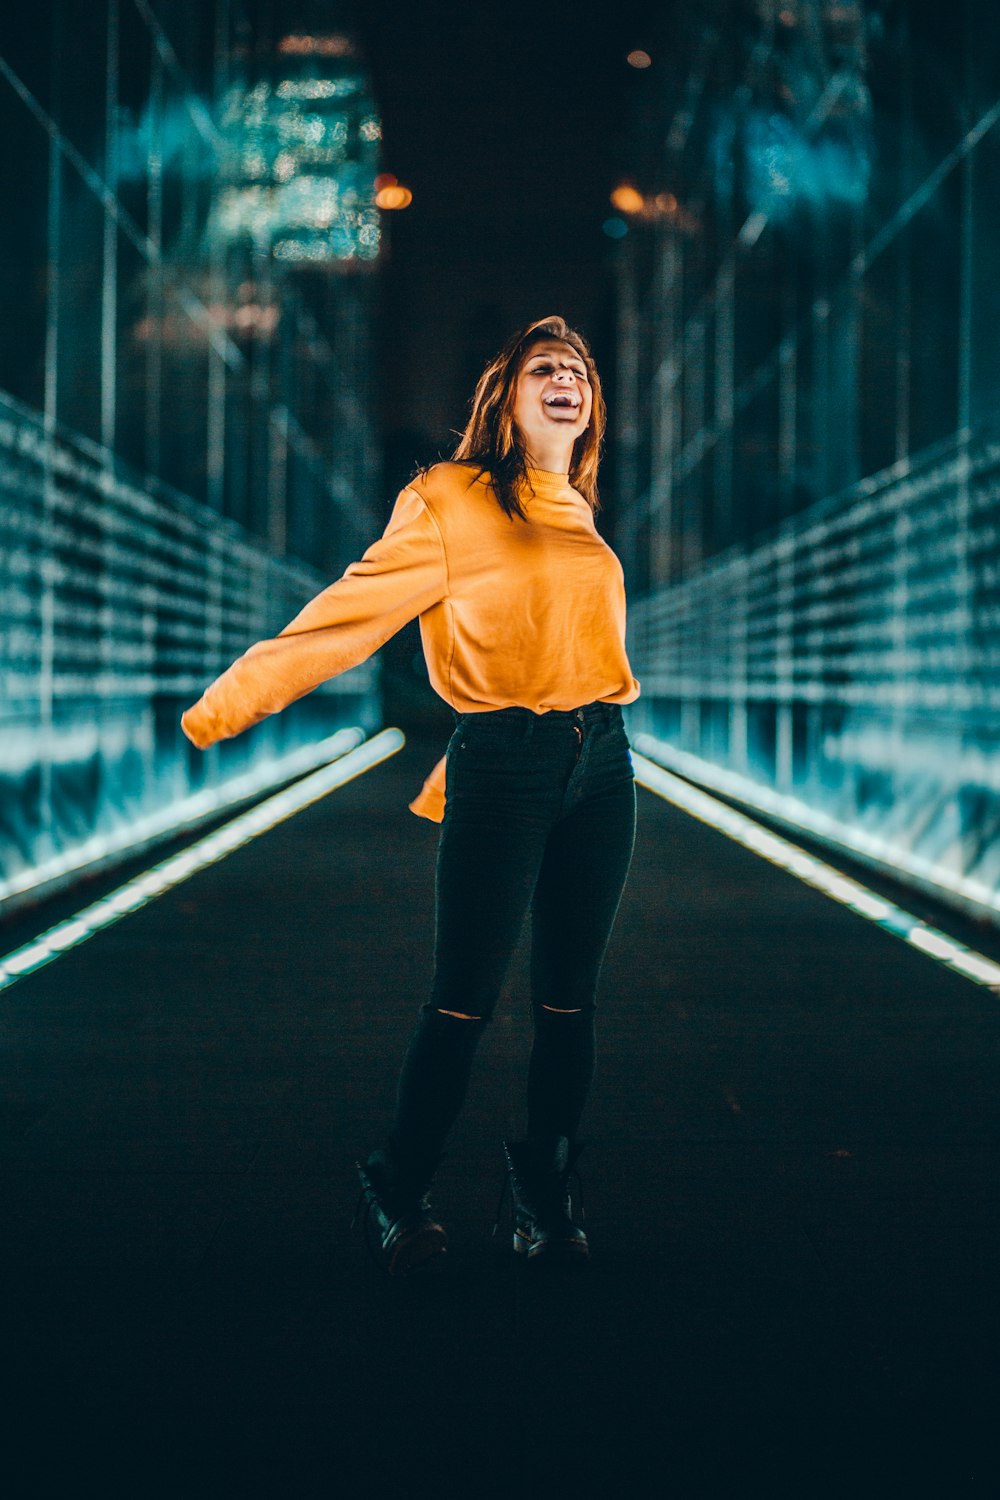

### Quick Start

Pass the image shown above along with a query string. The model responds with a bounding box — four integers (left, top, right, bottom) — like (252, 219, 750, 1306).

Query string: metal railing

(628, 423, 1000, 924)
(0, 391, 375, 910)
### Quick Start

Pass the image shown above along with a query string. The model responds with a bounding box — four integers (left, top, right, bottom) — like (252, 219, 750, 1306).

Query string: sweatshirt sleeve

(181, 487, 447, 749)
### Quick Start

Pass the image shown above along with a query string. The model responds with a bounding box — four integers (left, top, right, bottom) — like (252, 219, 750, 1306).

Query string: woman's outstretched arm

(181, 487, 447, 749)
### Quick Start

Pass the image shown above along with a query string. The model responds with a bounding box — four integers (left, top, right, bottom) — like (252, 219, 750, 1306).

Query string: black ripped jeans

(388, 702, 636, 1178)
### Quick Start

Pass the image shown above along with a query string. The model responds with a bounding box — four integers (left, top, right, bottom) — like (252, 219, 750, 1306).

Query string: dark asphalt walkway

(1, 736, 998, 1497)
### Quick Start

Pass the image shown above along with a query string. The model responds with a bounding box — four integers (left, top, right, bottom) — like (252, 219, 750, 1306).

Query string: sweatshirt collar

(523, 466, 578, 499)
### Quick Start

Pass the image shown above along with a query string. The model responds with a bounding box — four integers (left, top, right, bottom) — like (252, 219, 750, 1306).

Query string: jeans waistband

(453, 702, 622, 728)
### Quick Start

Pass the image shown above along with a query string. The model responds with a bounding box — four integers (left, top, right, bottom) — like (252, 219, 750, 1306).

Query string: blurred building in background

(617, 0, 1000, 927)
(0, 0, 382, 911)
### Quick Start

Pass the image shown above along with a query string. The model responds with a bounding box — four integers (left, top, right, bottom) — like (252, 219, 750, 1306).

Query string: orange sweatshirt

(180, 461, 640, 819)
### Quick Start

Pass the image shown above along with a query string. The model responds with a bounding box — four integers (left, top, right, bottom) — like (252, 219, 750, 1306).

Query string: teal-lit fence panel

(628, 425, 1000, 920)
(617, 2, 1000, 925)
(0, 391, 375, 909)
(0, 1, 383, 910)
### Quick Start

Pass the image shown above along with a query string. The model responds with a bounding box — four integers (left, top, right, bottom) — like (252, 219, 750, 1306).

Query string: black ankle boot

(355, 1148, 447, 1275)
(501, 1137, 589, 1263)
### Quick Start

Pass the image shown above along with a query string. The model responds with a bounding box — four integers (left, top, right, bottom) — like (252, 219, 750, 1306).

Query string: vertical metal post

(206, 0, 229, 516)
(147, 48, 164, 479)
(813, 273, 830, 502)
(653, 229, 679, 586)
(778, 321, 796, 517)
(775, 539, 794, 793)
(616, 234, 640, 590)
(895, 13, 913, 466)
(714, 257, 735, 549)
(955, 1, 975, 717)
(268, 406, 289, 557)
(99, 0, 120, 813)
(730, 549, 749, 774)
(39, 0, 63, 856)
(102, 0, 119, 455)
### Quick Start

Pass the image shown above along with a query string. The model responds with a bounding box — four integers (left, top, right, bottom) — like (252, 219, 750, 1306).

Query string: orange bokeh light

(376, 184, 413, 210)
(611, 184, 645, 215)
(278, 33, 355, 56)
(626, 49, 652, 69)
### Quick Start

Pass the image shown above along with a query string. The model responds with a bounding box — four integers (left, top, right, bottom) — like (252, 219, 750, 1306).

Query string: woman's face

(512, 339, 593, 460)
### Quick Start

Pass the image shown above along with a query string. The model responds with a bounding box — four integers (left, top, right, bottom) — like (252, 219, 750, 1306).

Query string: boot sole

(526, 1237, 590, 1266)
(512, 1231, 590, 1265)
(355, 1162, 448, 1276)
(385, 1222, 448, 1276)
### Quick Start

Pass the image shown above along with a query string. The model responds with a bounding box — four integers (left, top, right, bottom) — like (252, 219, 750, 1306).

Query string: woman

(181, 314, 640, 1274)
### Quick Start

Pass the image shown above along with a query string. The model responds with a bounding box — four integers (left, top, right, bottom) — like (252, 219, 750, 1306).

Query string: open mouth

(543, 394, 581, 410)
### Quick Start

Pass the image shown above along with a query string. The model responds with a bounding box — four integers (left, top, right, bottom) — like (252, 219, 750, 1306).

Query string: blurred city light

(627, 50, 652, 69)
(375, 183, 413, 210)
(603, 217, 628, 239)
(278, 34, 357, 57)
(610, 183, 645, 215)
(212, 35, 382, 266)
(609, 183, 691, 228)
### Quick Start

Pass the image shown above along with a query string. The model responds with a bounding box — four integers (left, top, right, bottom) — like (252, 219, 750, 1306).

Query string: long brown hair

(451, 315, 606, 521)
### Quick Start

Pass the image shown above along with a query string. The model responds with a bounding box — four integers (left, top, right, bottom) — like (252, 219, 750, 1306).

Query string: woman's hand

(180, 703, 222, 749)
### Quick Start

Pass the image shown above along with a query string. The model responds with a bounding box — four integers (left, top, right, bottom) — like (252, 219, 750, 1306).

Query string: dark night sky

(348, 0, 658, 453)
